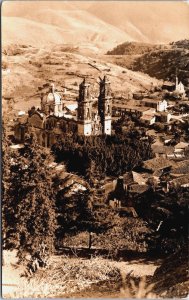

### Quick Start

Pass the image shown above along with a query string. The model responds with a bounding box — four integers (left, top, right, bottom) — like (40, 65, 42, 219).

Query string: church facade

(14, 76, 112, 147)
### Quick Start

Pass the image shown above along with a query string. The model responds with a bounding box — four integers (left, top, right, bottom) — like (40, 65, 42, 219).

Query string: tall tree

(2, 123, 15, 253)
(3, 133, 57, 262)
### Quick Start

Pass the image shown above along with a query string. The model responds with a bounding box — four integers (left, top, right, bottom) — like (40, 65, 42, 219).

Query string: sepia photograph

(1, 0, 189, 298)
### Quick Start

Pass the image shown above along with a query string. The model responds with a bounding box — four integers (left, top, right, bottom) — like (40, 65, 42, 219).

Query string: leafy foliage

(52, 133, 153, 179)
(93, 214, 151, 255)
(55, 185, 93, 238)
(2, 133, 57, 261)
(135, 187, 189, 254)
(2, 124, 15, 248)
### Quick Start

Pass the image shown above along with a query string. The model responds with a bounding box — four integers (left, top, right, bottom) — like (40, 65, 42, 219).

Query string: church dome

(47, 92, 61, 104)
(44, 83, 62, 104)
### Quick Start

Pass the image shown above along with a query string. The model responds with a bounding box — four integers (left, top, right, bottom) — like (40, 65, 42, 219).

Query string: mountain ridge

(2, 1, 189, 50)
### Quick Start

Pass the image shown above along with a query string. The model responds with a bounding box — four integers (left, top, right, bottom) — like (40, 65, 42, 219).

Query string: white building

(142, 99, 168, 112)
(175, 76, 186, 97)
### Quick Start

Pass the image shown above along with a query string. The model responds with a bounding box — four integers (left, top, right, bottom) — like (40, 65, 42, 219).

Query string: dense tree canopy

(134, 187, 189, 254)
(52, 132, 154, 179)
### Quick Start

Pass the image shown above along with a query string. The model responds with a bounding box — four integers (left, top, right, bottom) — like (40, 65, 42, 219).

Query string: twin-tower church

(15, 76, 112, 147)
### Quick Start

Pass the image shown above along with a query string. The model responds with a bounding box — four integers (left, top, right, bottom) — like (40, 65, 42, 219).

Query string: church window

(87, 108, 90, 119)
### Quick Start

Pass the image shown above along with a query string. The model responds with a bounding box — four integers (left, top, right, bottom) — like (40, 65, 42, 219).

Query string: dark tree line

(52, 132, 154, 180)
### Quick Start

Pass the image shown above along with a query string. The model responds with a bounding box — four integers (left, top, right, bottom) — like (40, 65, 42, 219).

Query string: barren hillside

(2, 1, 189, 52)
(2, 1, 133, 52)
(88, 1, 189, 44)
(2, 11, 131, 53)
(2, 44, 161, 113)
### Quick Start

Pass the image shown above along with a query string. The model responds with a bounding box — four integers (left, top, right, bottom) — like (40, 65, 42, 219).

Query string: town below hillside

(2, 39, 189, 298)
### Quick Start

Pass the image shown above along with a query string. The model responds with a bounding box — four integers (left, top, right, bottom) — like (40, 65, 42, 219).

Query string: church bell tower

(98, 75, 112, 135)
(77, 78, 92, 136)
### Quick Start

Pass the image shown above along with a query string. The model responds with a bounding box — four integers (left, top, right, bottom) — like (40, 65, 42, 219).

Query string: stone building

(14, 76, 112, 147)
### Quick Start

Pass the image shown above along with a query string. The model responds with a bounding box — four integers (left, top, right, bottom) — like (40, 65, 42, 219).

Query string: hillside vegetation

(107, 40, 189, 89)
(107, 42, 169, 56)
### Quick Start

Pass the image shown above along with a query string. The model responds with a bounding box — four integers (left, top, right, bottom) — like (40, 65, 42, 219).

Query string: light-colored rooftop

(141, 114, 155, 121)
(175, 142, 189, 149)
(142, 98, 166, 104)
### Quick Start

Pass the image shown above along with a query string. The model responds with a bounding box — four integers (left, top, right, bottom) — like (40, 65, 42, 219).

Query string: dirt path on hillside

(2, 250, 161, 298)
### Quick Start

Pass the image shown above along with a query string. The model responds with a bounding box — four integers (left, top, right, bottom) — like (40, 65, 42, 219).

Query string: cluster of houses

(14, 74, 188, 145)
(101, 155, 189, 214)
(113, 76, 188, 126)
(113, 98, 169, 126)
(50, 152, 189, 218)
(12, 74, 188, 215)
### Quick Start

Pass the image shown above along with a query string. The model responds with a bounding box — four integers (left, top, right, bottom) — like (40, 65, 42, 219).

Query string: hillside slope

(106, 40, 189, 89)
(2, 44, 161, 113)
(153, 246, 189, 298)
(2, 1, 77, 16)
(2, 10, 133, 52)
(88, 1, 189, 44)
(107, 42, 169, 56)
(2, 0, 189, 50)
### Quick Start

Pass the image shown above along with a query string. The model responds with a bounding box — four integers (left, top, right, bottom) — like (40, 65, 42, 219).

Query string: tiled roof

(170, 174, 189, 186)
(132, 171, 148, 185)
(152, 144, 174, 154)
(123, 172, 134, 185)
(171, 160, 189, 175)
(129, 184, 149, 194)
(162, 81, 175, 86)
(141, 114, 155, 121)
(142, 98, 164, 104)
(123, 171, 148, 185)
(175, 142, 189, 149)
(143, 157, 174, 171)
(113, 104, 149, 112)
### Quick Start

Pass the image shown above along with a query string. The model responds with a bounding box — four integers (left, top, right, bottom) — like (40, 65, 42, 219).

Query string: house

(170, 160, 189, 177)
(162, 81, 175, 92)
(142, 157, 174, 173)
(151, 144, 174, 158)
(128, 184, 150, 197)
(174, 142, 189, 152)
(54, 171, 90, 199)
(168, 174, 189, 189)
(140, 114, 156, 125)
(102, 177, 117, 196)
(175, 76, 186, 97)
(108, 171, 150, 207)
(155, 112, 172, 123)
(173, 142, 189, 158)
(122, 171, 148, 190)
(142, 98, 167, 112)
(133, 92, 144, 100)
(112, 103, 155, 118)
